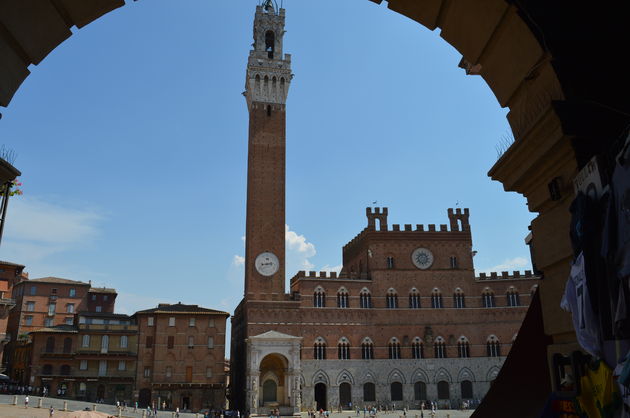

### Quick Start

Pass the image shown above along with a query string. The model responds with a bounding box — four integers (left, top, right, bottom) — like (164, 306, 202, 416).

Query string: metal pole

(0, 181, 12, 247)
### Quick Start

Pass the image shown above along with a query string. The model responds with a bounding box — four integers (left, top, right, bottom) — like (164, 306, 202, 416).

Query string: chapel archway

(259, 353, 288, 407)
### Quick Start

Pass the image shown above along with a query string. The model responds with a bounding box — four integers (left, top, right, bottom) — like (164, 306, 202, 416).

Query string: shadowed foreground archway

(1, 1, 628, 416)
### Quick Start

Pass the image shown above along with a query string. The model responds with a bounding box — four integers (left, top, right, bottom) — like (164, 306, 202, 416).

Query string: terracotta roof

(28, 324, 77, 334)
(0, 260, 25, 268)
(135, 302, 229, 316)
(88, 287, 117, 294)
(28, 277, 89, 285)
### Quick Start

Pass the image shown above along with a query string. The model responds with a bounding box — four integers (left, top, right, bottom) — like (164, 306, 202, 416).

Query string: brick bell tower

(243, 1, 292, 301)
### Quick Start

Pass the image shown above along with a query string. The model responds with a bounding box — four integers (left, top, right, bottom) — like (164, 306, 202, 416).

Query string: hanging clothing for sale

(576, 360, 621, 418)
(610, 137, 630, 279)
(561, 252, 603, 357)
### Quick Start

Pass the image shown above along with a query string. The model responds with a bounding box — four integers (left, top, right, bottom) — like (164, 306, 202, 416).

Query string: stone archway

(260, 354, 287, 406)
(247, 331, 302, 415)
(0, 2, 628, 417)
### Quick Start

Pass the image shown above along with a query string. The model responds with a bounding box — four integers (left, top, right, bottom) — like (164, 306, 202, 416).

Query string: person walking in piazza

(24, 395, 29, 408)
(49, 406, 54, 417)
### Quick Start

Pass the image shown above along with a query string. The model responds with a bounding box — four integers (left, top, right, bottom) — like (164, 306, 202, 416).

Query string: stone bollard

(118, 407, 122, 418)
(64, 401, 68, 411)
(172, 413, 176, 417)
(93, 404, 97, 411)
(38, 398, 43, 408)
(12, 395, 17, 405)
(142, 410, 146, 418)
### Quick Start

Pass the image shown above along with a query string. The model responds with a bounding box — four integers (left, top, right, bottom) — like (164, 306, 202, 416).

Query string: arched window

(461, 380, 473, 399)
(314, 287, 326, 308)
(60, 364, 71, 375)
(411, 337, 424, 359)
(338, 338, 350, 360)
(449, 256, 458, 269)
(390, 382, 403, 401)
(45, 336, 55, 353)
(63, 337, 72, 354)
(453, 288, 465, 308)
(434, 336, 447, 359)
(507, 287, 520, 306)
(360, 289, 372, 308)
(457, 337, 470, 358)
(386, 256, 395, 269)
(388, 338, 401, 359)
(409, 288, 420, 309)
(386, 289, 398, 309)
(361, 338, 374, 360)
(265, 30, 275, 58)
(414, 381, 427, 400)
(431, 288, 443, 308)
(314, 337, 326, 360)
(487, 335, 501, 357)
(337, 288, 349, 308)
(437, 381, 450, 400)
(482, 288, 496, 308)
(363, 382, 376, 402)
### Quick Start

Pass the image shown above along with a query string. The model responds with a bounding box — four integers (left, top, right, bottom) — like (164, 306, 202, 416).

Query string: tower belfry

(243, 4, 292, 300)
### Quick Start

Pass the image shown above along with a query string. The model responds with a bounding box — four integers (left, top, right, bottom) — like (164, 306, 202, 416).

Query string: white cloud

(231, 225, 333, 274)
(6, 196, 102, 244)
(285, 225, 316, 257)
(319, 264, 343, 274)
(233, 255, 245, 266)
(479, 257, 530, 274)
(1, 196, 104, 265)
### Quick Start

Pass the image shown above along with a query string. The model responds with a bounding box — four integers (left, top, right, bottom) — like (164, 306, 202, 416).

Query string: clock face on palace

(411, 247, 434, 270)
(255, 252, 280, 276)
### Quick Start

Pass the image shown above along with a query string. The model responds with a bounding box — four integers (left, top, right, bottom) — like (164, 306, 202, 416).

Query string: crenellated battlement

(475, 270, 539, 281)
(343, 207, 472, 256)
(289, 269, 371, 285)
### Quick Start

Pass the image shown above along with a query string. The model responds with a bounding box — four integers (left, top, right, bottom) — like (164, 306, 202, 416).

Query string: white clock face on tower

(411, 248, 434, 270)
(255, 252, 280, 276)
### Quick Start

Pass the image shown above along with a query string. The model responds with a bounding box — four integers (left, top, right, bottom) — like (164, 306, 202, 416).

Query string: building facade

(230, 4, 539, 414)
(4, 276, 117, 379)
(134, 303, 229, 412)
(0, 260, 24, 370)
(19, 311, 137, 403)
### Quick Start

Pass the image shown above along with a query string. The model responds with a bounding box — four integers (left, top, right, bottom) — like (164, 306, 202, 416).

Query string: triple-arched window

(386, 289, 399, 309)
(457, 336, 470, 358)
(431, 288, 443, 308)
(361, 337, 374, 360)
(314, 337, 326, 360)
(507, 287, 520, 307)
(487, 335, 501, 357)
(453, 288, 465, 308)
(434, 336, 447, 359)
(388, 338, 401, 359)
(409, 288, 420, 308)
(314, 287, 326, 308)
(338, 337, 350, 360)
(482, 288, 496, 308)
(337, 288, 349, 308)
(360, 288, 372, 308)
(411, 337, 424, 359)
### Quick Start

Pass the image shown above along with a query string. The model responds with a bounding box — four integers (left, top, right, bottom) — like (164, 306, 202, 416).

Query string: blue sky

(0, 0, 534, 318)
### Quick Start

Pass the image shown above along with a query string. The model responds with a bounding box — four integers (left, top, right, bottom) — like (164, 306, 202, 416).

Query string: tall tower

(243, 1, 292, 301)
